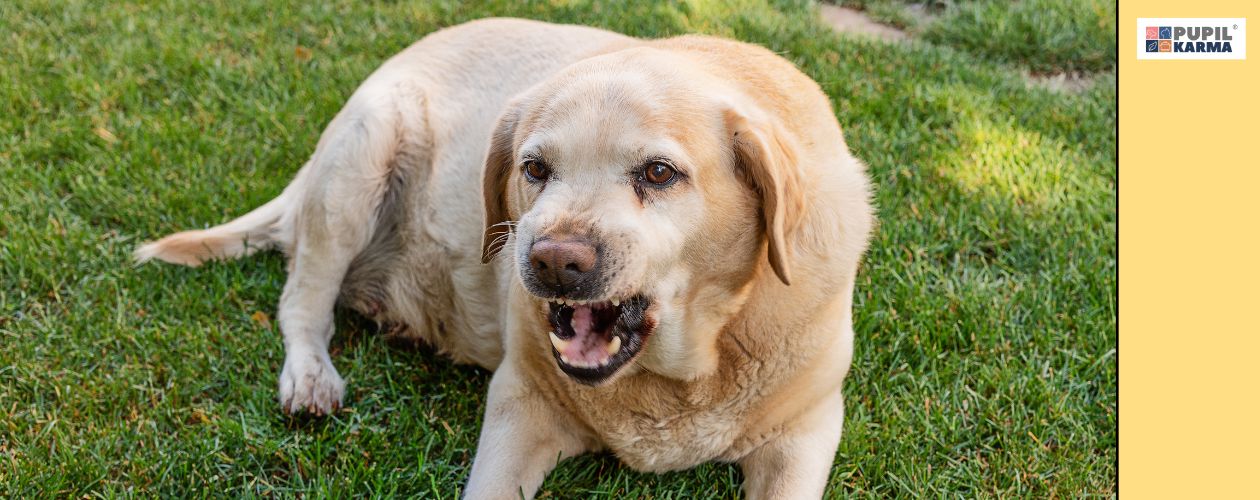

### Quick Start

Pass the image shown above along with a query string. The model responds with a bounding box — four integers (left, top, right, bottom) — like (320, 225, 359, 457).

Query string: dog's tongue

(559, 305, 618, 366)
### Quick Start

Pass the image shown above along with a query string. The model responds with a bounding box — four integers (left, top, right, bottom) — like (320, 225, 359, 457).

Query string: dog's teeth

(549, 331, 571, 353)
(611, 298, 620, 307)
(560, 353, 573, 365)
(606, 336, 621, 355)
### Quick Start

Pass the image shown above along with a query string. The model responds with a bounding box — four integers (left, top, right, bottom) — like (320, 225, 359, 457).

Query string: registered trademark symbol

(1234, 24, 1239, 30)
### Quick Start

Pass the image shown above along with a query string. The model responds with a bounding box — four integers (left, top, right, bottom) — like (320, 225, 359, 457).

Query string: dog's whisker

(485, 230, 515, 255)
(488, 233, 513, 247)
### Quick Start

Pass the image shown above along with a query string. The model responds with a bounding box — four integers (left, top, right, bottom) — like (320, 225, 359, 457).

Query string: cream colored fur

(136, 18, 873, 499)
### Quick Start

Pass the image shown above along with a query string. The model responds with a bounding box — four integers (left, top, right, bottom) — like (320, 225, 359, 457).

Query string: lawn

(0, 0, 1116, 497)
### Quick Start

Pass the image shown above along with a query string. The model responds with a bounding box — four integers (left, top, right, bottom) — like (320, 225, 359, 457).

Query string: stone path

(819, 4, 908, 42)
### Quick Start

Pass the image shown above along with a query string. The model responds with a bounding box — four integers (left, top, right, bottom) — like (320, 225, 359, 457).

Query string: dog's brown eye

(523, 160, 550, 183)
(643, 161, 677, 186)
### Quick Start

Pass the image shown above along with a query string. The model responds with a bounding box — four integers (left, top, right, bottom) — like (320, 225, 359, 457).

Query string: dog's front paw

(278, 352, 346, 416)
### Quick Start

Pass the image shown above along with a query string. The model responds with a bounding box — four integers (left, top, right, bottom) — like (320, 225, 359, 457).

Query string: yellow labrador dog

(137, 18, 873, 499)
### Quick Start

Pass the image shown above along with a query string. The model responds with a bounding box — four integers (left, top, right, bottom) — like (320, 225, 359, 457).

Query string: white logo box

(1137, 18, 1246, 60)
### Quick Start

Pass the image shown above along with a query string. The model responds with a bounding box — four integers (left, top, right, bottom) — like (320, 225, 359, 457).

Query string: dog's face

(483, 50, 801, 384)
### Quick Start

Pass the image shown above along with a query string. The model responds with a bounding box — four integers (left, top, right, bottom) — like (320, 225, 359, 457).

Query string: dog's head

(481, 48, 804, 384)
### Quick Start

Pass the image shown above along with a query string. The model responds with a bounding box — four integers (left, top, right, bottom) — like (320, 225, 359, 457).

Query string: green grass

(0, 0, 1116, 497)
(839, 0, 1118, 73)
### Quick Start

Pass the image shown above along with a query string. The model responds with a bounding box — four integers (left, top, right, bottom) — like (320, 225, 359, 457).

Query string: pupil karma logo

(1138, 18, 1246, 60)
(1146, 25, 1230, 52)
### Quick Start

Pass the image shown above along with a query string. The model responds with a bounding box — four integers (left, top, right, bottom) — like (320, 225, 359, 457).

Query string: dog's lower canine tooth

(611, 298, 620, 307)
(549, 331, 571, 353)
(607, 336, 621, 355)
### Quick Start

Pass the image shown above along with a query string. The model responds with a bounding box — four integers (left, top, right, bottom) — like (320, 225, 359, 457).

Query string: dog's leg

(464, 359, 591, 499)
(275, 84, 419, 415)
(738, 390, 845, 499)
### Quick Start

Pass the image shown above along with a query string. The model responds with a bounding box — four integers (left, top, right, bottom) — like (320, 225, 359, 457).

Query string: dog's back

(136, 19, 632, 268)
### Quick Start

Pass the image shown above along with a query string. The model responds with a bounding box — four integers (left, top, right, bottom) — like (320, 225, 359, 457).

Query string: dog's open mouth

(545, 295, 653, 384)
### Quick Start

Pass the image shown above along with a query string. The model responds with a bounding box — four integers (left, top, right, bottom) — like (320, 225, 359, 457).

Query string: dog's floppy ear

(725, 108, 805, 286)
(481, 102, 522, 263)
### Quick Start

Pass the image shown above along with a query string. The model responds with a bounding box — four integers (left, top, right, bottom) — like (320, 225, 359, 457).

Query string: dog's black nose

(529, 237, 599, 294)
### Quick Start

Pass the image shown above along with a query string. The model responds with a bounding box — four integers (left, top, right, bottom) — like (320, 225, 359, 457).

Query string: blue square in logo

(1159, 26, 1172, 39)
(1146, 40, 1159, 52)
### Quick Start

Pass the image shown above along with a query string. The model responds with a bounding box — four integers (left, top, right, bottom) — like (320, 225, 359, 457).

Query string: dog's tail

(134, 171, 305, 267)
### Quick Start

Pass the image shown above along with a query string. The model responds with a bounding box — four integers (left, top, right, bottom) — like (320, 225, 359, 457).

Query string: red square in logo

(1146, 26, 1159, 39)
(1159, 40, 1172, 52)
